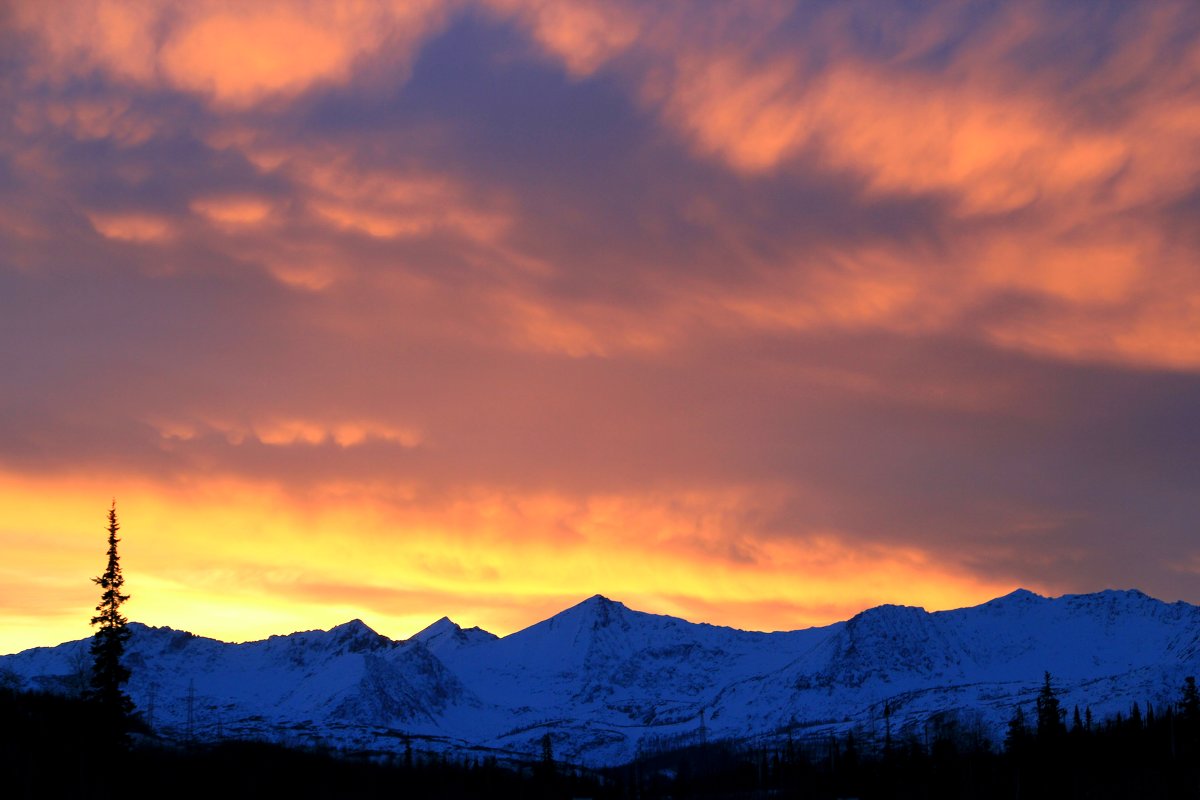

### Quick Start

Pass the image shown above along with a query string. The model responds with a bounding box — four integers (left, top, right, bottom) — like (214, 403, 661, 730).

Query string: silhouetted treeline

(0, 689, 606, 800)
(4, 677, 1200, 799)
(610, 675, 1200, 799)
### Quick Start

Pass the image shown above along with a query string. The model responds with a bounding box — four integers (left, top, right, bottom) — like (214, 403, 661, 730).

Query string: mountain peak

(330, 618, 376, 635)
(542, 594, 632, 632)
(569, 594, 630, 618)
(1093, 588, 1150, 601)
(325, 618, 391, 653)
(848, 603, 928, 623)
(412, 616, 461, 641)
(410, 616, 497, 656)
(866, 602, 926, 614)
(988, 588, 1045, 605)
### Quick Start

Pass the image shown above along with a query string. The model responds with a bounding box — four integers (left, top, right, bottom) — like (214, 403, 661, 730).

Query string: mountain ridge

(3, 588, 1197, 766)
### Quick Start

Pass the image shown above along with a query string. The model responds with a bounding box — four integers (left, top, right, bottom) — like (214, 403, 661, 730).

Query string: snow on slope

(3, 589, 1198, 766)
(702, 589, 1200, 750)
(3, 619, 482, 750)
(431, 595, 835, 761)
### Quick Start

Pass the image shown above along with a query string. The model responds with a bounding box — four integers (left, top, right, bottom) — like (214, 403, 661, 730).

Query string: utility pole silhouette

(699, 707, 708, 747)
(186, 679, 196, 745)
(146, 681, 158, 730)
(884, 699, 893, 753)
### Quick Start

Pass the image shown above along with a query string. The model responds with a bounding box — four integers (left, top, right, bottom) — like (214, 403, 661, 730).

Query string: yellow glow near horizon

(0, 470, 1021, 655)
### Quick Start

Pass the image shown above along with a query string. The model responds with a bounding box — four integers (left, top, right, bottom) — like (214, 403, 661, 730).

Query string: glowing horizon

(3, 1, 1199, 656)
(1, 473, 1024, 654)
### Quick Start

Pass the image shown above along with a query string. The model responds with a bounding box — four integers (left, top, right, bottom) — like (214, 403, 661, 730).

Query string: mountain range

(3, 589, 1198, 766)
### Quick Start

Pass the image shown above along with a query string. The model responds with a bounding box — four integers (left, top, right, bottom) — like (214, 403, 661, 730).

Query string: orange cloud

(302, 161, 510, 243)
(498, 2, 1196, 220)
(11, 0, 162, 85)
(148, 418, 422, 449)
(262, 261, 343, 292)
(494, 291, 675, 357)
(14, 96, 158, 146)
(451, 0, 1200, 374)
(975, 228, 1150, 305)
(160, 10, 355, 106)
(648, 53, 1137, 217)
(484, 0, 641, 77)
(190, 196, 274, 226)
(986, 290, 1200, 371)
(87, 212, 176, 243)
(12, 0, 450, 106)
(248, 418, 422, 448)
(171, 130, 514, 291)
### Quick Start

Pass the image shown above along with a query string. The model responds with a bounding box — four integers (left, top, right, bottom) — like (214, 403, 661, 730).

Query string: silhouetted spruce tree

(1005, 705, 1031, 754)
(537, 731, 558, 798)
(1180, 676, 1199, 756)
(540, 731, 556, 777)
(89, 500, 134, 739)
(1181, 676, 1199, 723)
(1035, 671, 1066, 740)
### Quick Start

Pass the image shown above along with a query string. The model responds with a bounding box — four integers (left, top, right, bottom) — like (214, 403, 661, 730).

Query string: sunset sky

(3, 0, 1200, 655)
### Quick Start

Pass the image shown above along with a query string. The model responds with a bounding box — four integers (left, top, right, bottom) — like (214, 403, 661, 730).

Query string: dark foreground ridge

(3, 683, 1200, 799)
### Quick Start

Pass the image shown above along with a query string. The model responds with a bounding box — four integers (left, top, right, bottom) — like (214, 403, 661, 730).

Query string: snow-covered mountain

(3, 589, 1198, 766)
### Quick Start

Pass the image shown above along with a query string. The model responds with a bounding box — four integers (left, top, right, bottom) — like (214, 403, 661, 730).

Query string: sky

(2, 0, 1200, 654)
